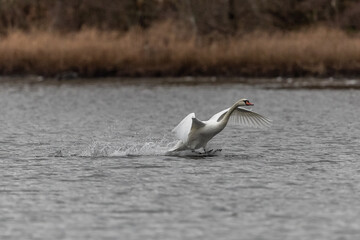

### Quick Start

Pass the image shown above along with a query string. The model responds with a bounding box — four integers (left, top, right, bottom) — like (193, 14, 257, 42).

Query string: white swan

(169, 98, 271, 152)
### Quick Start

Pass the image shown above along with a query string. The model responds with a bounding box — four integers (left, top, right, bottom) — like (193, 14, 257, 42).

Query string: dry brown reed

(1, 23, 360, 77)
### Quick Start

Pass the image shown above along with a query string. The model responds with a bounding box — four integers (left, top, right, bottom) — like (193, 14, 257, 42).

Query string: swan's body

(169, 99, 271, 152)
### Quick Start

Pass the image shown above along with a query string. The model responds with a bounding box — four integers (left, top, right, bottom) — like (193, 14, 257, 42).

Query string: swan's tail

(167, 140, 188, 152)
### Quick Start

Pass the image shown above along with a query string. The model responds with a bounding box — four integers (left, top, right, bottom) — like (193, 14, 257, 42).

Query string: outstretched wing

(172, 113, 194, 143)
(216, 107, 271, 128)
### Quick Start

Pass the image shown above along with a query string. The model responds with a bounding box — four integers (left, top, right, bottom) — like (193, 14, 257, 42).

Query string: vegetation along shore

(1, 0, 360, 78)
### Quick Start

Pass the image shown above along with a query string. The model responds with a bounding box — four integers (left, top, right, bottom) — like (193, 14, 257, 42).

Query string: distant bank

(1, 24, 360, 79)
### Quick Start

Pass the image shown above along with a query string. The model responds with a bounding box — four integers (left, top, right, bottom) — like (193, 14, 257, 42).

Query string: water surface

(0, 80, 359, 240)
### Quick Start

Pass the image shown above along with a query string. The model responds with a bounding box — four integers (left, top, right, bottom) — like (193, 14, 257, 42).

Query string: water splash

(79, 137, 225, 157)
(79, 136, 178, 157)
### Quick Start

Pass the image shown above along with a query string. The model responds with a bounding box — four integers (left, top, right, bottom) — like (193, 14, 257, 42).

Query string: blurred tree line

(0, 0, 360, 34)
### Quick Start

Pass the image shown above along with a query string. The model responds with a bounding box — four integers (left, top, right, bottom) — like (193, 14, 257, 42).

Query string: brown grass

(1, 23, 360, 77)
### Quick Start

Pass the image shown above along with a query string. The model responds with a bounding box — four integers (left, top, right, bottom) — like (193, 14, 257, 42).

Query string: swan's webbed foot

(191, 148, 222, 155)
(203, 148, 223, 154)
(192, 149, 204, 155)
(212, 149, 222, 153)
(203, 147, 207, 154)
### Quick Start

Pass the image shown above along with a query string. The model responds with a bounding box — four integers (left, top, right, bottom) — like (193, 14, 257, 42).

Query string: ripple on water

(1, 83, 360, 240)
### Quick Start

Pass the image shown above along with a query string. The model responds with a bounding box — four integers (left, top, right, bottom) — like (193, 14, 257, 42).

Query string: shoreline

(1, 75, 360, 89)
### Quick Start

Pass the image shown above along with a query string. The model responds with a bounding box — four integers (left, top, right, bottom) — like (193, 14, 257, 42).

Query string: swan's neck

(221, 103, 239, 125)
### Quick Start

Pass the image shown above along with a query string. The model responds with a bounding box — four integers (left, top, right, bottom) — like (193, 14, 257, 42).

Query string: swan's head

(237, 98, 254, 106)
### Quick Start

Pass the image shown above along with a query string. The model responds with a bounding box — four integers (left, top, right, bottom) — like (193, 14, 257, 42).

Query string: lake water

(0, 80, 359, 240)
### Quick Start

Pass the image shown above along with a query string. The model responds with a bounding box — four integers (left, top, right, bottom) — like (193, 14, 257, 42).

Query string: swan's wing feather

(229, 107, 272, 128)
(172, 113, 195, 143)
(191, 117, 206, 130)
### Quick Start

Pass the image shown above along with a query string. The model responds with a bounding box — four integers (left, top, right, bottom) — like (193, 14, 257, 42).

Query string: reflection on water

(0, 80, 360, 240)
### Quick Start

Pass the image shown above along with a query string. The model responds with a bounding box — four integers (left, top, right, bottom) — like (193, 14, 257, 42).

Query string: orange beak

(246, 101, 254, 106)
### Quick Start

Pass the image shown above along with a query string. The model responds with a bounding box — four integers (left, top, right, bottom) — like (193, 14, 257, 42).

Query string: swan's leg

(203, 143, 214, 153)
(192, 149, 202, 155)
(202, 147, 207, 153)
(204, 143, 217, 154)
(191, 147, 208, 155)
